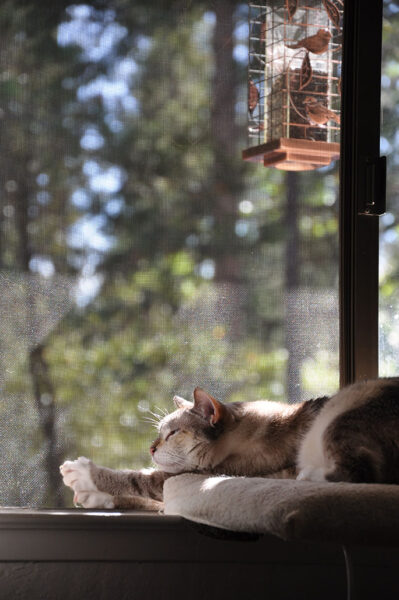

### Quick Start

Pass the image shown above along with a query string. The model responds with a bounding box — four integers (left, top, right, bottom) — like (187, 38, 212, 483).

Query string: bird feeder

(243, 0, 343, 171)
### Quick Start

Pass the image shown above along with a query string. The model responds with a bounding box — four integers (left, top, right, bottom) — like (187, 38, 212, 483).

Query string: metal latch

(359, 156, 386, 216)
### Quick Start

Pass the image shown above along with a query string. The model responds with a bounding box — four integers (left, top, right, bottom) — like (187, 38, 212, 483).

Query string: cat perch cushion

(163, 474, 399, 546)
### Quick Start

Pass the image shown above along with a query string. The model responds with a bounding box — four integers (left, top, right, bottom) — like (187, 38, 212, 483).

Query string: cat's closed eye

(165, 429, 179, 441)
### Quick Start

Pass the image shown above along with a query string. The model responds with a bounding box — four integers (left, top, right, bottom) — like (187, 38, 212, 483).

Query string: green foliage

(379, 3, 399, 375)
(0, 0, 341, 506)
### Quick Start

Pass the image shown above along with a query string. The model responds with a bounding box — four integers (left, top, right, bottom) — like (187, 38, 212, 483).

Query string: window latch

(359, 156, 386, 216)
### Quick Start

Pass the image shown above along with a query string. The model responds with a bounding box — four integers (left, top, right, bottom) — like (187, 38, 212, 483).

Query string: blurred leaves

(0, 0, 341, 506)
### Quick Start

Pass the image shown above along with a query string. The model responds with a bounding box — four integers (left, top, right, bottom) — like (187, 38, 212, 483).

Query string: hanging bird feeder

(243, 0, 343, 171)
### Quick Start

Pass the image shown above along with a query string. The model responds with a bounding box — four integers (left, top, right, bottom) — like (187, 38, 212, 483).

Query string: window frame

(0, 0, 389, 565)
(339, 0, 384, 386)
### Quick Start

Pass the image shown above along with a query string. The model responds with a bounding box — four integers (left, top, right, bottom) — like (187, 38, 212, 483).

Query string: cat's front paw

(73, 489, 115, 509)
(60, 456, 114, 509)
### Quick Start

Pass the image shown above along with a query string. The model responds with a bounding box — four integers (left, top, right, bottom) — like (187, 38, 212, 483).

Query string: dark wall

(1, 512, 399, 600)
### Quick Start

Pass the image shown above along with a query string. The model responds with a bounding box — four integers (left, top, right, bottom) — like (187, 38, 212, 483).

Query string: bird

(260, 22, 266, 44)
(303, 96, 340, 126)
(286, 28, 331, 54)
(248, 79, 259, 114)
(248, 123, 264, 134)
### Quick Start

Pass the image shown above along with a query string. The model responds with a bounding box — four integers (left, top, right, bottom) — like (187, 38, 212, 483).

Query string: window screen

(379, 0, 399, 375)
(0, 1, 339, 507)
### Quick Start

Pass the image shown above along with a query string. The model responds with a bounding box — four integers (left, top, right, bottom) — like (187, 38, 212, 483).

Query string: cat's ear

(173, 395, 193, 410)
(193, 387, 225, 426)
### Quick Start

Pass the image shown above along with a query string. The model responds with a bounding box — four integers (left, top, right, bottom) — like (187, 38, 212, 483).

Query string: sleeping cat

(60, 378, 399, 510)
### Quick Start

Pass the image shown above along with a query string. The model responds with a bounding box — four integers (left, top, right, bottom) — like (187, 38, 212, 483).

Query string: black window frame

(339, 0, 384, 386)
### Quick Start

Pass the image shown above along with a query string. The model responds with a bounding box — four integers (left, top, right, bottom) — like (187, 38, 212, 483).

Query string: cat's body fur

(60, 377, 399, 510)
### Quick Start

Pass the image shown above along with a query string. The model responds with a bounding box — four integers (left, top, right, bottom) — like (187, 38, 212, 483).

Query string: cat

(60, 378, 399, 510)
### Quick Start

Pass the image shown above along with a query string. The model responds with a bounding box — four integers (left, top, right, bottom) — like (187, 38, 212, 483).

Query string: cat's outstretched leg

(60, 456, 168, 510)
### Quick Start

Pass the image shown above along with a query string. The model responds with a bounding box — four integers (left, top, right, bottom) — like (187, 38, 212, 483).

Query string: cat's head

(149, 387, 234, 474)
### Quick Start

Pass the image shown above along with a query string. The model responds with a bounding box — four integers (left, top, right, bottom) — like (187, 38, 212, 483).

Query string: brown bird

(260, 22, 266, 44)
(303, 96, 340, 126)
(248, 79, 259, 114)
(286, 28, 331, 54)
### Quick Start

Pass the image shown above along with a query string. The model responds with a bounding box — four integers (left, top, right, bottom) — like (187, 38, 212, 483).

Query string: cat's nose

(150, 436, 161, 455)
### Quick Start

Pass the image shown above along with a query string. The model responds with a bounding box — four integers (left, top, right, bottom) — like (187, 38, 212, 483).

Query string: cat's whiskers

(148, 409, 163, 421)
(153, 405, 170, 418)
(187, 441, 203, 455)
(143, 408, 171, 431)
(142, 416, 161, 427)
(142, 415, 158, 422)
(160, 448, 191, 469)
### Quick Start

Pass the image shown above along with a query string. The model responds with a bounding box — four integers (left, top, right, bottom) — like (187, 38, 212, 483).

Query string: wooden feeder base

(242, 138, 340, 171)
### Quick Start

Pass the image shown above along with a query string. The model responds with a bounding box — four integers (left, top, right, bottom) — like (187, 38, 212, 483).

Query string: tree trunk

(14, 179, 63, 506)
(211, 0, 241, 284)
(211, 0, 236, 159)
(29, 344, 64, 506)
(284, 171, 302, 403)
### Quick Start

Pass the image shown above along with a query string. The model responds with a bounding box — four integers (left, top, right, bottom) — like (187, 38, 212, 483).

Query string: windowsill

(0, 507, 345, 564)
(0, 509, 352, 600)
(0, 508, 185, 562)
(3, 509, 399, 600)
(0, 507, 397, 565)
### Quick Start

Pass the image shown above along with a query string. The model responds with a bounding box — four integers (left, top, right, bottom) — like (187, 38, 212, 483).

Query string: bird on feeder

(303, 96, 340, 126)
(248, 79, 259, 114)
(286, 28, 331, 55)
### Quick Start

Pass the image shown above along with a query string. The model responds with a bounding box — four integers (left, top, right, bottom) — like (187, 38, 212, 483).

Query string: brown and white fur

(60, 378, 399, 510)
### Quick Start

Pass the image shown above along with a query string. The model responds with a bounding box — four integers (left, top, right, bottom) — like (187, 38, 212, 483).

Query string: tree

(0, 0, 342, 507)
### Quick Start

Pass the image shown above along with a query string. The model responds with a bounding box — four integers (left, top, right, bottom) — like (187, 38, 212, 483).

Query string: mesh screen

(379, 1, 399, 375)
(0, 1, 338, 507)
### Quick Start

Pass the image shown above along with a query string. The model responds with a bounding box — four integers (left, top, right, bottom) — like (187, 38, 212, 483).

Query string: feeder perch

(243, 0, 343, 171)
